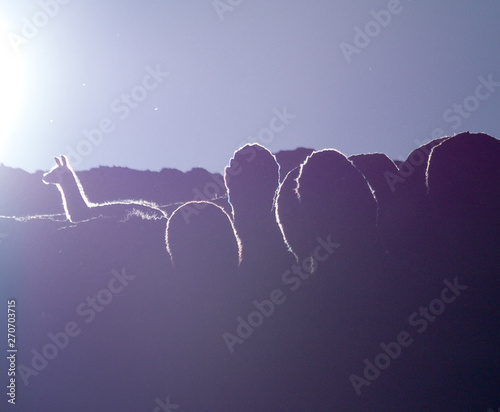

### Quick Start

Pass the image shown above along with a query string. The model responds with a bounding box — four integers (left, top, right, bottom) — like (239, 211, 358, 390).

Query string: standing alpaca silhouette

(43, 155, 166, 222)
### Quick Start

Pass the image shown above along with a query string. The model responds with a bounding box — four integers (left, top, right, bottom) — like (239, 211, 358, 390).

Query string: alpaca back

(426, 132, 500, 268)
(296, 149, 378, 257)
(166, 200, 240, 279)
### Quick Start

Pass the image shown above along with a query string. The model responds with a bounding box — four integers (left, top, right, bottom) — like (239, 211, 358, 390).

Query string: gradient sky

(0, 0, 499, 173)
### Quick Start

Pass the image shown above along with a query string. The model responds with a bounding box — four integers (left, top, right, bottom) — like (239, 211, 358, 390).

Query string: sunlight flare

(0, 18, 25, 155)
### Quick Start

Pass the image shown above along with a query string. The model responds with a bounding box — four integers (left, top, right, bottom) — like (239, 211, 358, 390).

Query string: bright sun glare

(0, 18, 25, 159)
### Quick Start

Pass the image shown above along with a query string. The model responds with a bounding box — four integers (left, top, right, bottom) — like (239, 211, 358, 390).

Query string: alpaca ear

(61, 155, 68, 166)
(55, 157, 61, 166)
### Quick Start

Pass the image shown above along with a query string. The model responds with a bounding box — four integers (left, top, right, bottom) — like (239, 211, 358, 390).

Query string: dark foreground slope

(0, 133, 498, 411)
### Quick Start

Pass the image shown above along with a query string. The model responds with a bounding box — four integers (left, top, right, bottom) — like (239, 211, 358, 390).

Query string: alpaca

(42, 155, 166, 222)
(165, 200, 241, 277)
(425, 132, 500, 266)
(224, 143, 280, 220)
(224, 144, 292, 273)
(291, 149, 379, 260)
(275, 166, 305, 260)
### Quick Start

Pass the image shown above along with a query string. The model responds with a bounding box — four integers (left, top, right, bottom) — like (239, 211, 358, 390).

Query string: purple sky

(1, 0, 499, 173)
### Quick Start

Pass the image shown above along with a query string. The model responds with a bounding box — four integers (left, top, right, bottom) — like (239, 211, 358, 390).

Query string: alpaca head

(224, 144, 280, 220)
(42, 155, 73, 186)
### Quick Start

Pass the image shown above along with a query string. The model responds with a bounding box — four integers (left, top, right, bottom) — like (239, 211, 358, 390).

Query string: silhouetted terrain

(0, 164, 227, 217)
(0, 148, 315, 218)
(0, 134, 498, 411)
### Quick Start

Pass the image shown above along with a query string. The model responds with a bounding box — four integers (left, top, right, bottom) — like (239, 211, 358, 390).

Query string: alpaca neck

(58, 171, 91, 221)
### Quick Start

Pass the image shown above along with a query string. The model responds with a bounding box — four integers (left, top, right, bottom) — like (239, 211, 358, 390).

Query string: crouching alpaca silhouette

(43, 155, 166, 222)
